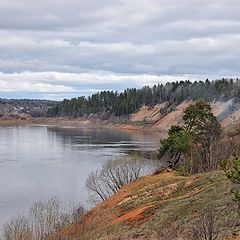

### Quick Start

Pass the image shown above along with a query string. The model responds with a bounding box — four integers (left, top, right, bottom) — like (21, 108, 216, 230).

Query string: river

(0, 125, 160, 230)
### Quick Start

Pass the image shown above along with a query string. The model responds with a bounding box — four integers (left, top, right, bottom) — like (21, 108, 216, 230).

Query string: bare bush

(2, 197, 85, 240)
(3, 216, 32, 240)
(69, 202, 86, 222)
(188, 206, 236, 240)
(86, 155, 147, 203)
(210, 136, 238, 170)
(29, 197, 72, 239)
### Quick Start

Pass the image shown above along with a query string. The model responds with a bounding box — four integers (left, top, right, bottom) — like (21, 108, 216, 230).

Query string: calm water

(0, 125, 159, 229)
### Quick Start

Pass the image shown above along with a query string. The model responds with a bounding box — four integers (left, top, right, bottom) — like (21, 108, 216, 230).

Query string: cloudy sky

(0, 0, 239, 99)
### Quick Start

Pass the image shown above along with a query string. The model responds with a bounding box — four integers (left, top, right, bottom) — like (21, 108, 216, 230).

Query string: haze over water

(0, 125, 159, 229)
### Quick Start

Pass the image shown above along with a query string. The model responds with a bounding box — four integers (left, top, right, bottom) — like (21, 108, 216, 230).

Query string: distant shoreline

(0, 117, 168, 136)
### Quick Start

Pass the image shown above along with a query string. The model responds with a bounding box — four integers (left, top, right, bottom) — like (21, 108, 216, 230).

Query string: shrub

(188, 205, 236, 240)
(2, 197, 85, 240)
(86, 155, 147, 203)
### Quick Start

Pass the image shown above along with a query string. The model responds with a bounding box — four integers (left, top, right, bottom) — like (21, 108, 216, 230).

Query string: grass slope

(53, 171, 238, 240)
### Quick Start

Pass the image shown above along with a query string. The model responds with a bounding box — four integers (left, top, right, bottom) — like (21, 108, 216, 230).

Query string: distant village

(0, 99, 55, 119)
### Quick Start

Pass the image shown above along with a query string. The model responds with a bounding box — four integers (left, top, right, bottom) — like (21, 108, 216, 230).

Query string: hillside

(46, 79, 240, 132)
(47, 78, 240, 118)
(52, 171, 238, 240)
(119, 99, 240, 133)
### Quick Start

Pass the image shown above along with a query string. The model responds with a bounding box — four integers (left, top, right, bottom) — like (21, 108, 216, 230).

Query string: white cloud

(0, 80, 73, 93)
(0, 0, 239, 98)
(0, 71, 224, 97)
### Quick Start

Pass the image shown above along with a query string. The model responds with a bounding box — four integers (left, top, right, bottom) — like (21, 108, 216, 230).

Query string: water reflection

(47, 126, 159, 153)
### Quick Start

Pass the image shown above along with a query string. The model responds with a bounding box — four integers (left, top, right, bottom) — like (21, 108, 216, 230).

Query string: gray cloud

(0, 0, 239, 99)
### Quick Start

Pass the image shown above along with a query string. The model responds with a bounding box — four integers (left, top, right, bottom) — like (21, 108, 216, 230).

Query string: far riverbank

(0, 117, 168, 137)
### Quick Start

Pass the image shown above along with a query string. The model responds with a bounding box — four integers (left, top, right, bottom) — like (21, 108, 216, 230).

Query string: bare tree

(3, 216, 32, 240)
(69, 202, 86, 222)
(29, 197, 71, 240)
(2, 197, 85, 240)
(86, 170, 110, 202)
(210, 135, 238, 170)
(86, 155, 146, 203)
(188, 206, 235, 240)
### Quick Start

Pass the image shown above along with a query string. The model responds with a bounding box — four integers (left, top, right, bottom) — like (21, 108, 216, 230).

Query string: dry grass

(53, 170, 238, 240)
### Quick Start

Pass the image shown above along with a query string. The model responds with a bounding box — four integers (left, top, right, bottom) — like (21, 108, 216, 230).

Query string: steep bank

(1, 99, 240, 135)
(127, 99, 240, 132)
(52, 171, 238, 240)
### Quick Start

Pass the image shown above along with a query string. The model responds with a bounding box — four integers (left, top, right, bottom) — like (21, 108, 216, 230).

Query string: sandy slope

(127, 99, 240, 132)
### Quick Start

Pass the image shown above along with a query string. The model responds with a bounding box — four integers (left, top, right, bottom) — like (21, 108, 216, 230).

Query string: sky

(0, 0, 240, 100)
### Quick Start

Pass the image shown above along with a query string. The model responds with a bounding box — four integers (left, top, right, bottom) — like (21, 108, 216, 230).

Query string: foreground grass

(51, 170, 238, 240)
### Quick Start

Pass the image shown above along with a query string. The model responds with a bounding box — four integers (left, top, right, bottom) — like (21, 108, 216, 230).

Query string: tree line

(48, 78, 240, 118)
